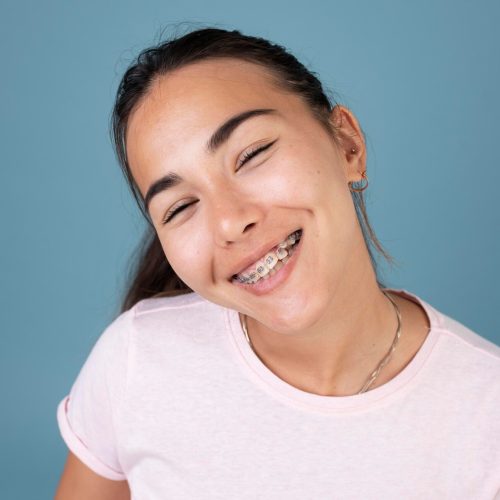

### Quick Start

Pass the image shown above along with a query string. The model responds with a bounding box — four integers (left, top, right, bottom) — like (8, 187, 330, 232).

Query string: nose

(209, 186, 263, 246)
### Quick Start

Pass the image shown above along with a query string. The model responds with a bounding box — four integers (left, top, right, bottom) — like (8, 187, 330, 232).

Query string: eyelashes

(162, 200, 197, 224)
(161, 139, 277, 225)
(236, 139, 277, 171)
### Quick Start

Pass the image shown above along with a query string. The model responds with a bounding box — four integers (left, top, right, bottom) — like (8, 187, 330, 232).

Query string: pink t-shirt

(57, 288, 500, 499)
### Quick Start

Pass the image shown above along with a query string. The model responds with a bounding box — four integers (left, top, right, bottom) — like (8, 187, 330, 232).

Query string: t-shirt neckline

(224, 288, 443, 413)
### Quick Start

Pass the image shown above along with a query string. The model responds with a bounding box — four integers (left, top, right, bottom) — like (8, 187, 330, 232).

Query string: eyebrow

(144, 171, 183, 214)
(144, 108, 278, 214)
(206, 108, 278, 153)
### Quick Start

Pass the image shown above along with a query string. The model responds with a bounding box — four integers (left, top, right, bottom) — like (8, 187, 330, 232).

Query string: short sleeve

(56, 308, 134, 481)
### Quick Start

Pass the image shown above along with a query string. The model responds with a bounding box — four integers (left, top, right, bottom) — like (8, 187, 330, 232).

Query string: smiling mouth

(231, 229, 302, 285)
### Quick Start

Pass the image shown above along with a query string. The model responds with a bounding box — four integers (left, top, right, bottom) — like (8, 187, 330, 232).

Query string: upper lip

(228, 229, 300, 278)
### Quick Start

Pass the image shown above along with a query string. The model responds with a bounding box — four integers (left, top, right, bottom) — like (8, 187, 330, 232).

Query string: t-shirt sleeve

(56, 308, 134, 481)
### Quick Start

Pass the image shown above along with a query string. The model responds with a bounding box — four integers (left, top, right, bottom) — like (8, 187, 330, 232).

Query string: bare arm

(54, 451, 130, 500)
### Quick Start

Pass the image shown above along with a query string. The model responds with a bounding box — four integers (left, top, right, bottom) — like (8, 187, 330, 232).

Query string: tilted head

(111, 28, 393, 316)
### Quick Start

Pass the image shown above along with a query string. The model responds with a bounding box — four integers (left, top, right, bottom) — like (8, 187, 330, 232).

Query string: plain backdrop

(1, 0, 499, 497)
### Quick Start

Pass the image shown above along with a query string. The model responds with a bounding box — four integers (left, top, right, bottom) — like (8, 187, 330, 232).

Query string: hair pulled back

(111, 27, 393, 312)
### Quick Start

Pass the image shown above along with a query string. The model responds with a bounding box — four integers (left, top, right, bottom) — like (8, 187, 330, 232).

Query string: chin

(255, 292, 328, 335)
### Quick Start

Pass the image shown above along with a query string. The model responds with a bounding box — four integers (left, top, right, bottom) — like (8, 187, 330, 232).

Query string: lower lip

(230, 233, 303, 296)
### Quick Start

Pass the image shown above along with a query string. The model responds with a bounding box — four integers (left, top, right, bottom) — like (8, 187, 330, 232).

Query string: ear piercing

(347, 146, 367, 192)
(348, 170, 369, 192)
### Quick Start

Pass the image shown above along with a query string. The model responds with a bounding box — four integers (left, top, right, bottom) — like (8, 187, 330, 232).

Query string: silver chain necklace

(239, 289, 402, 394)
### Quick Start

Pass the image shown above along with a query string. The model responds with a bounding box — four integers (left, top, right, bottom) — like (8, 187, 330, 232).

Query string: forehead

(129, 58, 286, 133)
(126, 58, 303, 192)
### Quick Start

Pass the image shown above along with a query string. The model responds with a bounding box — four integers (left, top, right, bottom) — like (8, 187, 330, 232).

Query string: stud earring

(350, 147, 357, 154)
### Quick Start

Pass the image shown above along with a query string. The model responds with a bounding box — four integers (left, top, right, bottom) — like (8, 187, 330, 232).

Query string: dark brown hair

(111, 27, 395, 312)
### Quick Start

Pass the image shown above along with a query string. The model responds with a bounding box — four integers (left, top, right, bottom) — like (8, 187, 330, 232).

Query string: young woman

(55, 28, 500, 499)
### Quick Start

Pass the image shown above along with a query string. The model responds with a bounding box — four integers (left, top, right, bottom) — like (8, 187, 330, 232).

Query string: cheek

(160, 233, 210, 288)
(265, 146, 344, 207)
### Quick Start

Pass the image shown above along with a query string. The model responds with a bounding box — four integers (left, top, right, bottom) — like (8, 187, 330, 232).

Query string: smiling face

(126, 58, 370, 333)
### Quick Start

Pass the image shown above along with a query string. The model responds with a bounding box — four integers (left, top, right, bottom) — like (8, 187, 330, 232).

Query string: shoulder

(398, 288, 500, 366)
(76, 293, 215, 373)
(438, 313, 500, 360)
(133, 291, 209, 316)
(126, 291, 227, 340)
(441, 321, 500, 396)
(83, 293, 228, 369)
(397, 288, 500, 388)
(426, 301, 500, 388)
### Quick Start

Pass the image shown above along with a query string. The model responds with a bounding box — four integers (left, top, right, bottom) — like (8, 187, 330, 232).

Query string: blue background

(1, 0, 499, 497)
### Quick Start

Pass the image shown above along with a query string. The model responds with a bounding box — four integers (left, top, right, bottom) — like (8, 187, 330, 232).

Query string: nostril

(243, 222, 257, 233)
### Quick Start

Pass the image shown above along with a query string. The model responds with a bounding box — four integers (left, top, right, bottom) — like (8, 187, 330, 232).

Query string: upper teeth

(234, 230, 301, 284)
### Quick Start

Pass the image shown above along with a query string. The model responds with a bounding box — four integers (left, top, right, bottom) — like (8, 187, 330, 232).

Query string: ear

(329, 105, 366, 183)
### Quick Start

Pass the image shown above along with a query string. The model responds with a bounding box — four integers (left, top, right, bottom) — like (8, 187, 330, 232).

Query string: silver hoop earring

(348, 171, 368, 192)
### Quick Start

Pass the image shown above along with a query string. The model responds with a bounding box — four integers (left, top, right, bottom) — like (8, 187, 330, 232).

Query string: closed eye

(237, 139, 277, 171)
(162, 201, 196, 224)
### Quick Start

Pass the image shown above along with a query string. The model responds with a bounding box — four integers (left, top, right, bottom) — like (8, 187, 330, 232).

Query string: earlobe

(345, 145, 367, 186)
